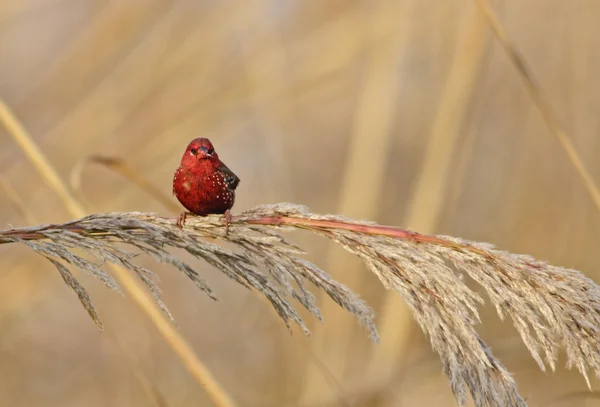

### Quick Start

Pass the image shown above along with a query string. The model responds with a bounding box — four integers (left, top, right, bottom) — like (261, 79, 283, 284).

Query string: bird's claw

(222, 209, 233, 235)
(177, 211, 189, 229)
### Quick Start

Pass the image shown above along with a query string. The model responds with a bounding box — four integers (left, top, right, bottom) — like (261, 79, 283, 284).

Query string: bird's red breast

(173, 138, 240, 216)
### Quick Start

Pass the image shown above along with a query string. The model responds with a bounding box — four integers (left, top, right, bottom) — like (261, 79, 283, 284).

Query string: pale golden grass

(0, 100, 236, 407)
(0, 100, 86, 217)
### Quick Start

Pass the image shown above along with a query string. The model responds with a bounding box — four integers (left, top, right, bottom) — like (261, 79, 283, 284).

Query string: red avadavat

(173, 138, 240, 228)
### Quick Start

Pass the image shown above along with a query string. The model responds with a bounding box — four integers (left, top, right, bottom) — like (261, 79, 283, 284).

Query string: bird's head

(180, 138, 219, 167)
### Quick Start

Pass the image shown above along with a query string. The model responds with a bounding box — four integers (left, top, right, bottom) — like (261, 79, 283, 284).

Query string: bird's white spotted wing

(217, 163, 240, 191)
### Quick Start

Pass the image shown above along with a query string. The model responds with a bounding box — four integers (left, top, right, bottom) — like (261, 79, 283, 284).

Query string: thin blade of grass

(475, 0, 600, 213)
(70, 155, 180, 212)
(0, 175, 37, 225)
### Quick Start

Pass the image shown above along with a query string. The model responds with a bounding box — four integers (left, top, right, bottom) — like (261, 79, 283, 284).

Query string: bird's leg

(177, 211, 190, 229)
(222, 209, 233, 235)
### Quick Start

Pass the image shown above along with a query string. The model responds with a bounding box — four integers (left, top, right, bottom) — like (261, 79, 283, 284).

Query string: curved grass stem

(0, 98, 237, 407)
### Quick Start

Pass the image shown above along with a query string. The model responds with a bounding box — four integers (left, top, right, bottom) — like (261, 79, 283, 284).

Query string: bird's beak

(199, 146, 210, 156)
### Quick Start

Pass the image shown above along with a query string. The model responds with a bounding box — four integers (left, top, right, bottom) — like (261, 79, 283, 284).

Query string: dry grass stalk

(0, 99, 236, 407)
(2, 203, 600, 407)
(475, 0, 600, 213)
(1, 173, 168, 407)
(70, 155, 181, 212)
(0, 175, 38, 225)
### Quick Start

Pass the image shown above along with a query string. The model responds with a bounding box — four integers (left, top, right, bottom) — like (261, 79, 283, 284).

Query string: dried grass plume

(2, 203, 600, 407)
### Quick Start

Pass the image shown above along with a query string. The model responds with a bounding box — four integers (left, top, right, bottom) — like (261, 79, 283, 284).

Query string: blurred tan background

(1, 0, 600, 406)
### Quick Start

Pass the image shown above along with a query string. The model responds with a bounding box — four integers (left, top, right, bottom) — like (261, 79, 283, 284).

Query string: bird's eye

(190, 148, 198, 155)
(207, 147, 214, 155)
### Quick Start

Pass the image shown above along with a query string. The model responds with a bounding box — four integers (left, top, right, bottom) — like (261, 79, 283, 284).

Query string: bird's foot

(177, 211, 190, 229)
(222, 209, 233, 235)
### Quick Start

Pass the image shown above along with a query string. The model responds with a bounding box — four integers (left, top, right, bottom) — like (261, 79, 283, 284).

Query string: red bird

(173, 138, 240, 228)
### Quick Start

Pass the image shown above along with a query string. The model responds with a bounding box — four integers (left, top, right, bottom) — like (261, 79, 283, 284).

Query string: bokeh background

(1, 0, 600, 406)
